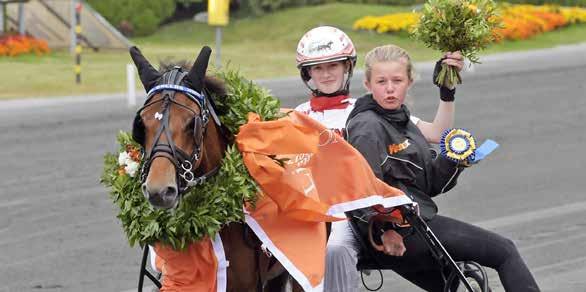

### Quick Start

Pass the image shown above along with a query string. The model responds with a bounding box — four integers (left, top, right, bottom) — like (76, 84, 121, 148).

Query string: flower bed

(561, 6, 586, 23)
(495, 4, 566, 40)
(353, 3, 586, 41)
(0, 34, 50, 57)
(353, 12, 420, 33)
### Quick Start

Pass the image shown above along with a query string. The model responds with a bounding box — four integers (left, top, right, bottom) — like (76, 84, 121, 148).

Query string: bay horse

(129, 46, 295, 291)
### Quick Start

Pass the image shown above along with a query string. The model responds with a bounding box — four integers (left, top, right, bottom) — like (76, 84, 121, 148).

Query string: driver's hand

(373, 229, 406, 256)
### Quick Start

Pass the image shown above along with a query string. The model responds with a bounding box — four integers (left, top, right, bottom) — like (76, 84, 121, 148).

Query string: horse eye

(185, 118, 195, 133)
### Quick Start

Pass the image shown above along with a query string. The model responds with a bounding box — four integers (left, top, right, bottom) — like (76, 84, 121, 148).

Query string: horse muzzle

(142, 182, 179, 209)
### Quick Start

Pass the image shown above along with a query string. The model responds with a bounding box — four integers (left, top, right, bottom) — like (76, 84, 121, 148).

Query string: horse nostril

(163, 186, 178, 199)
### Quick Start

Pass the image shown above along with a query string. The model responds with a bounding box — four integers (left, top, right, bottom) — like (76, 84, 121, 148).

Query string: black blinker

(193, 116, 204, 145)
(132, 114, 145, 145)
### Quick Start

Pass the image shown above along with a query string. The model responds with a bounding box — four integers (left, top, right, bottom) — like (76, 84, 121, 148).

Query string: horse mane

(158, 61, 228, 115)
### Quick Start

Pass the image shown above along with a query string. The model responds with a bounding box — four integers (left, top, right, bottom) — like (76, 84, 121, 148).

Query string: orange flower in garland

(125, 144, 142, 162)
(118, 144, 142, 178)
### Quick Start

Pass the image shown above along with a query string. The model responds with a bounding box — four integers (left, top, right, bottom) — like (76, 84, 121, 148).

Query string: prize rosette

(440, 128, 477, 164)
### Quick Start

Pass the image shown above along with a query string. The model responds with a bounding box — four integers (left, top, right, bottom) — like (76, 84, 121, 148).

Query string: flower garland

(100, 70, 281, 250)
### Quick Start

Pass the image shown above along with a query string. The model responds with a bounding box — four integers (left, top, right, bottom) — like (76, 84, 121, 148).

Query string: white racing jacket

(294, 97, 420, 136)
(294, 98, 356, 136)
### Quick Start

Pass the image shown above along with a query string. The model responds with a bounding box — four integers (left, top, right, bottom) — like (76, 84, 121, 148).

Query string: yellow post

(208, 0, 229, 26)
(208, 0, 229, 68)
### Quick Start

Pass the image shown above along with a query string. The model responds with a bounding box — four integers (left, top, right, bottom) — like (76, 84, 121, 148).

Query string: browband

(146, 84, 206, 106)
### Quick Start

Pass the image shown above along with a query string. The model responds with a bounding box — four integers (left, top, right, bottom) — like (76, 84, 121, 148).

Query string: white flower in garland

(124, 160, 140, 177)
(117, 149, 141, 177)
(118, 151, 130, 166)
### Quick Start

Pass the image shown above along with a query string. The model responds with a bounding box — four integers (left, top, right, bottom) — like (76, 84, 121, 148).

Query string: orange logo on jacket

(388, 139, 410, 155)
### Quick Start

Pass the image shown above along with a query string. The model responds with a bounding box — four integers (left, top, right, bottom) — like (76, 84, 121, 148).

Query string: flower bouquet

(412, 0, 502, 88)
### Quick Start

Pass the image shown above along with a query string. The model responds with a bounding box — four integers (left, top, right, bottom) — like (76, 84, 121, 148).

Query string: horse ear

(129, 46, 161, 92)
(186, 46, 212, 92)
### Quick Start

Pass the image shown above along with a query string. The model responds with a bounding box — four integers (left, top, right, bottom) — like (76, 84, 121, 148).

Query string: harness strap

(185, 164, 221, 188)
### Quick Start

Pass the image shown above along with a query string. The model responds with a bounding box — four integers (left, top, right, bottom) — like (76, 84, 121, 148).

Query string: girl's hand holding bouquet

(434, 51, 464, 101)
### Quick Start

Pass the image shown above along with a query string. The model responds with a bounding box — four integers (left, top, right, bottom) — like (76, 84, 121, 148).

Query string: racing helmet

(296, 26, 357, 95)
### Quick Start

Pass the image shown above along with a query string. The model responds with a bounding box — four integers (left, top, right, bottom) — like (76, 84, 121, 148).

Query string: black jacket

(345, 94, 464, 237)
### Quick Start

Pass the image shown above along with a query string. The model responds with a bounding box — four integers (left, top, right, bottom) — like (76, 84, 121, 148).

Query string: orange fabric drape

(238, 111, 406, 222)
(154, 239, 217, 292)
(238, 111, 409, 290)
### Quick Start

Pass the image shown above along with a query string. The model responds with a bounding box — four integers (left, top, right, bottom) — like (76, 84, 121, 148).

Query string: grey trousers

(324, 220, 360, 292)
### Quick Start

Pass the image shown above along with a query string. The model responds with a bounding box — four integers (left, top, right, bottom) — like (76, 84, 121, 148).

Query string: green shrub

(236, 0, 424, 16)
(238, 0, 332, 16)
(337, 0, 424, 5)
(86, 0, 175, 36)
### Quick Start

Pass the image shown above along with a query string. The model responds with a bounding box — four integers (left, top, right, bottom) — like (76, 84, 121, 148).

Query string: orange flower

(0, 34, 51, 57)
(491, 4, 575, 41)
(125, 144, 142, 162)
(129, 149, 141, 162)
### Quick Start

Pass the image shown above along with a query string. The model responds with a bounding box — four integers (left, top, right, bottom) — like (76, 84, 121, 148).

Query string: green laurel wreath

(100, 70, 281, 250)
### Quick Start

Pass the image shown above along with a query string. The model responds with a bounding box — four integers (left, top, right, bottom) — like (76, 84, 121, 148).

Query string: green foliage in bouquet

(100, 70, 281, 250)
(412, 0, 502, 88)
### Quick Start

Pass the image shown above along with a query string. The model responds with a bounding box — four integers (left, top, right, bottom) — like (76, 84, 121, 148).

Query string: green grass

(1, 3, 586, 99)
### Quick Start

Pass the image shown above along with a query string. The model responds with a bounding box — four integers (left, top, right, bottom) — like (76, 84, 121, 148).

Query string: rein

(135, 68, 224, 193)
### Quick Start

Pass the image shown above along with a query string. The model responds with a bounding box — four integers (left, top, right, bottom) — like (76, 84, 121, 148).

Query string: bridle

(132, 67, 223, 193)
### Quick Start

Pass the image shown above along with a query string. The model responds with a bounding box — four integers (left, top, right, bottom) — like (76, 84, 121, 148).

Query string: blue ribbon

(471, 139, 499, 163)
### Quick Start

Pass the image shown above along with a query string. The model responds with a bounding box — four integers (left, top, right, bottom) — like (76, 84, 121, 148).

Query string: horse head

(129, 46, 227, 209)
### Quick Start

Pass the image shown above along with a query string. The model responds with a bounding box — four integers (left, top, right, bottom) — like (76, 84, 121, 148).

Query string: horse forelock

(158, 60, 191, 73)
(157, 61, 227, 110)
(203, 76, 227, 99)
